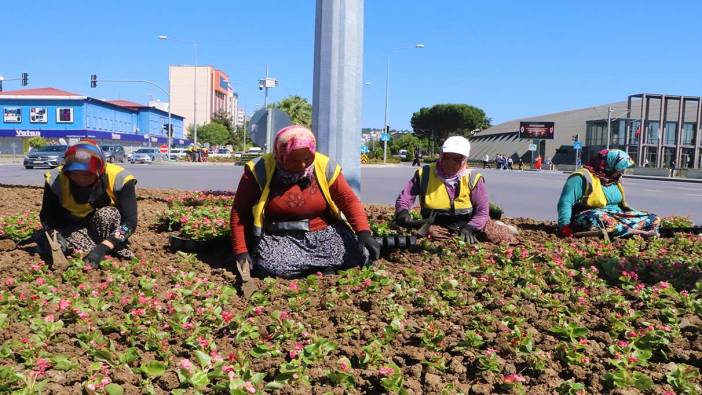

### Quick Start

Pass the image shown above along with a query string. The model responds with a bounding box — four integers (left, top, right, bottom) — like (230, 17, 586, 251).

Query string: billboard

(213, 69, 233, 95)
(519, 121, 555, 139)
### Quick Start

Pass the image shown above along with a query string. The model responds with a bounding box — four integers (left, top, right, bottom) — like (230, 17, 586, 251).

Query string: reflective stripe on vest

(417, 163, 482, 215)
(571, 168, 629, 209)
(44, 163, 135, 220)
(245, 152, 343, 236)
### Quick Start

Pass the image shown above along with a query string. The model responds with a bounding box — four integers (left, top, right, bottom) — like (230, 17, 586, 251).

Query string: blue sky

(3, 0, 702, 129)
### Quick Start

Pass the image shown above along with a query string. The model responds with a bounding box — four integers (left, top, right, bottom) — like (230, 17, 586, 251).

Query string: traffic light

(163, 123, 173, 137)
(0, 80, 3, 92)
(90, 74, 97, 88)
(386, 125, 390, 133)
(572, 134, 579, 142)
(21, 73, 28, 86)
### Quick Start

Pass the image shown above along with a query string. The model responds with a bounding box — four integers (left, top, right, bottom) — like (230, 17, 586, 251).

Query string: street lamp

(606, 106, 631, 150)
(383, 43, 425, 163)
(159, 34, 199, 145)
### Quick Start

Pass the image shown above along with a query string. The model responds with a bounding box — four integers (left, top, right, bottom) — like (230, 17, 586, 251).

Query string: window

(30, 107, 48, 123)
(56, 107, 74, 123)
(682, 123, 696, 145)
(663, 122, 677, 145)
(646, 121, 659, 144)
(3, 107, 21, 123)
(629, 120, 641, 144)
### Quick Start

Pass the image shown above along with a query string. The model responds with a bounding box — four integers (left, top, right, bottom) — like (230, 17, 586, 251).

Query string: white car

(169, 148, 188, 160)
(209, 149, 233, 158)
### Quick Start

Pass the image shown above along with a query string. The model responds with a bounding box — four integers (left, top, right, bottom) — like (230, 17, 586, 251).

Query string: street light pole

(607, 106, 612, 150)
(382, 44, 424, 164)
(158, 35, 198, 144)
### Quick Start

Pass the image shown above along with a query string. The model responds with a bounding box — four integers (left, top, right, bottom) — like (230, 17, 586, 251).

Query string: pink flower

(44, 314, 55, 322)
(339, 360, 350, 372)
(279, 311, 289, 321)
(243, 381, 256, 394)
(288, 281, 299, 292)
(361, 278, 372, 288)
(628, 356, 639, 364)
(86, 383, 96, 391)
(31, 263, 42, 271)
(378, 367, 394, 377)
(253, 306, 263, 316)
(616, 340, 629, 348)
(34, 358, 51, 378)
(131, 308, 146, 316)
(35, 277, 46, 286)
(503, 374, 526, 384)
(221, 310, 235, 324)
(197, 337, 209, 349)
(120, 295, 132, 305)
(4, 277, 15, 287)
(182, 322, 194, 330)
(485, 348, 497, 356)
(180, 358, 194, 371)
(579, 338, 588, 345)
(222, 365, 234, 374)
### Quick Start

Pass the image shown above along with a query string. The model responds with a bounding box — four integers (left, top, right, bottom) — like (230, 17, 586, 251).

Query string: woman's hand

(427, 225, 451, 240)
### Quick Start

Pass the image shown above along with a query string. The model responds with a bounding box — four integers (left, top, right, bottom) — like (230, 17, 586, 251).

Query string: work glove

(558, 224, 574, 238)
(83, 243, 111, 268)
(357, 231, 381, 262)
(459, 225, 479, 244)
(394, 210, 426, 229)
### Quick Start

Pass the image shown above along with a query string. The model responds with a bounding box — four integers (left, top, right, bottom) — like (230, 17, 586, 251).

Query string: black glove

(357, 231, 381, 262)
(83, 243, 111, 268)
(459, 225, 479, 244)
(394, 210, 425, 229)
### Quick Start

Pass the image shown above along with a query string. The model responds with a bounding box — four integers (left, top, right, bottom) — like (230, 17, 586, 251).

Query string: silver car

(130, 147, 164, 164)
(24, 145, 68, 169)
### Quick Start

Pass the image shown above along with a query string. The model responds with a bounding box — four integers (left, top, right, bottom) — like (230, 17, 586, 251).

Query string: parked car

(24, 145, 68, 169)
(169, 148, 188, 160)
(209, 148, 233, 158)
(129, 147, 165, 164)
(101, 145, 127, 163)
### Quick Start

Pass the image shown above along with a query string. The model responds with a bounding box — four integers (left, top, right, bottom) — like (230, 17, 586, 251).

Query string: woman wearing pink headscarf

(230, 125, 380, 279)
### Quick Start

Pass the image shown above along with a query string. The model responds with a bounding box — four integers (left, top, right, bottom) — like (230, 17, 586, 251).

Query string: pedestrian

(412, 147, 422, 167)
(230, 125, 380, 279)
(670, 160, 676, 177)
(518, 158, 523, 171)
(557, 149, 660, 239)
(534, 156, 542, 170)
(507, 157, 514, 170)
(393, 136, 518, 244)
(483, 154, 489, 169)
(36, 141, 137, 266)
(545, 157, 552, 171)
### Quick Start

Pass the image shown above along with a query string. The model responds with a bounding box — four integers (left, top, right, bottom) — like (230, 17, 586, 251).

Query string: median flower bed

(0, 186, 700, 394)
(159, 191, 234, 243)
(0, 210, 41, 244)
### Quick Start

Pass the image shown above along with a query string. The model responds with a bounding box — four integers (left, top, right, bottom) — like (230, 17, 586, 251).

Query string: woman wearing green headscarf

(557, 149, 660, 238)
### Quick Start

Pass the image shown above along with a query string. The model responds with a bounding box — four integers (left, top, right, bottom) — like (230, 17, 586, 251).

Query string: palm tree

(271, 95, 312, 128)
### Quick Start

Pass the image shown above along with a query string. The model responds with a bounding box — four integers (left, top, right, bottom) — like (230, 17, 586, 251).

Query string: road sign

(360, 154, 369, 164)
(528, 144, 537, 151)
(159, 144, 168, 153)
(249, 108, 292, 150)
(380, 133, 390, 142)
(573, 141, 582, 150)
(360, 144, 369, 154)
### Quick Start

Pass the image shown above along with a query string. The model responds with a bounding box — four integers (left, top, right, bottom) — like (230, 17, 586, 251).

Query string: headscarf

(272, 125, 317, 186)
(584, 149, 634, 185)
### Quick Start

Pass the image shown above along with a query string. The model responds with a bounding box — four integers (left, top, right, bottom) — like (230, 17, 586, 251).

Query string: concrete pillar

(656, 96, 666, 168)
(695, 97, 702, 168)
(312, 0, 364, 194)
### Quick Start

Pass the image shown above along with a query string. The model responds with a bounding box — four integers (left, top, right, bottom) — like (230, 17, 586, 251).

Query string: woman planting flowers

(36, 141, 138, 267)
(393, 136, 517, 243)
(557, 149, 660, 238)
(230, 125, 380, 278)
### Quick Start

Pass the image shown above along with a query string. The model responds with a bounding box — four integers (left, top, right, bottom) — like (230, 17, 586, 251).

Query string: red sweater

(230, 167, 370, 254)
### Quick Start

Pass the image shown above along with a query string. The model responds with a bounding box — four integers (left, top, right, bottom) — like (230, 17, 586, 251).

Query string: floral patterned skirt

(573, 208, 660, 238)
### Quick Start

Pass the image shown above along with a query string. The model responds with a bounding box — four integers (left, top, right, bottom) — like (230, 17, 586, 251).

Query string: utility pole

(606, 106, 612, 150)
(259, 65, 279, 153)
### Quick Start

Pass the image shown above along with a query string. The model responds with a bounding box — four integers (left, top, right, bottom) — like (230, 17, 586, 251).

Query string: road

(2, 163, 700, 223)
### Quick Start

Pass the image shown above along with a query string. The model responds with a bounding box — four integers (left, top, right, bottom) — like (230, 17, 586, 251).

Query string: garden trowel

(235, 258, 257, 298)
(45, 230, 70, 270)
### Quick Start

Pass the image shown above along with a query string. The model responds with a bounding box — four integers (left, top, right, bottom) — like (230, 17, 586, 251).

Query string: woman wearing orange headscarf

(230, 125, 380, 279)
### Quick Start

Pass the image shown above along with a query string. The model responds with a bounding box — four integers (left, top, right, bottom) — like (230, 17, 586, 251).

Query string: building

(0, 87, 187, 153)
(469, 93, 702, 169)
(169, 66, 237, 136)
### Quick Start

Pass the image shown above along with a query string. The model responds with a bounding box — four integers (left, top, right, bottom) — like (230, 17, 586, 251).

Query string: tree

(195, 122, 230, 146)
(27, 136, 47, 148)
(211, 111, 235, 133)
(271, 95, 312, 127)
(410, 104, 491, 144)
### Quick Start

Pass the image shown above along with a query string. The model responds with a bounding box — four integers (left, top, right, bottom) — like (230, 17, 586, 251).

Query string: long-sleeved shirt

(39, 177, 138, 245)
(556, 175, 624, 226)
(230, 167, 370, 255)
(394, 171, 490, 231)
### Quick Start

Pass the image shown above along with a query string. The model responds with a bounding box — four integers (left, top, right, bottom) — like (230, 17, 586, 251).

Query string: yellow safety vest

(416, 163, 483, 215)
(571, 168, 629, 209)
(44, 163, 135, 220)
(245, 152, 343, 236)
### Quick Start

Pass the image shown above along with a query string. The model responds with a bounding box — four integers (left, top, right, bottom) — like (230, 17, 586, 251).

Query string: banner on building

(519, 121, 555, 139)
(3, 107, 21, 123)
(30, 108, 48, 123)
